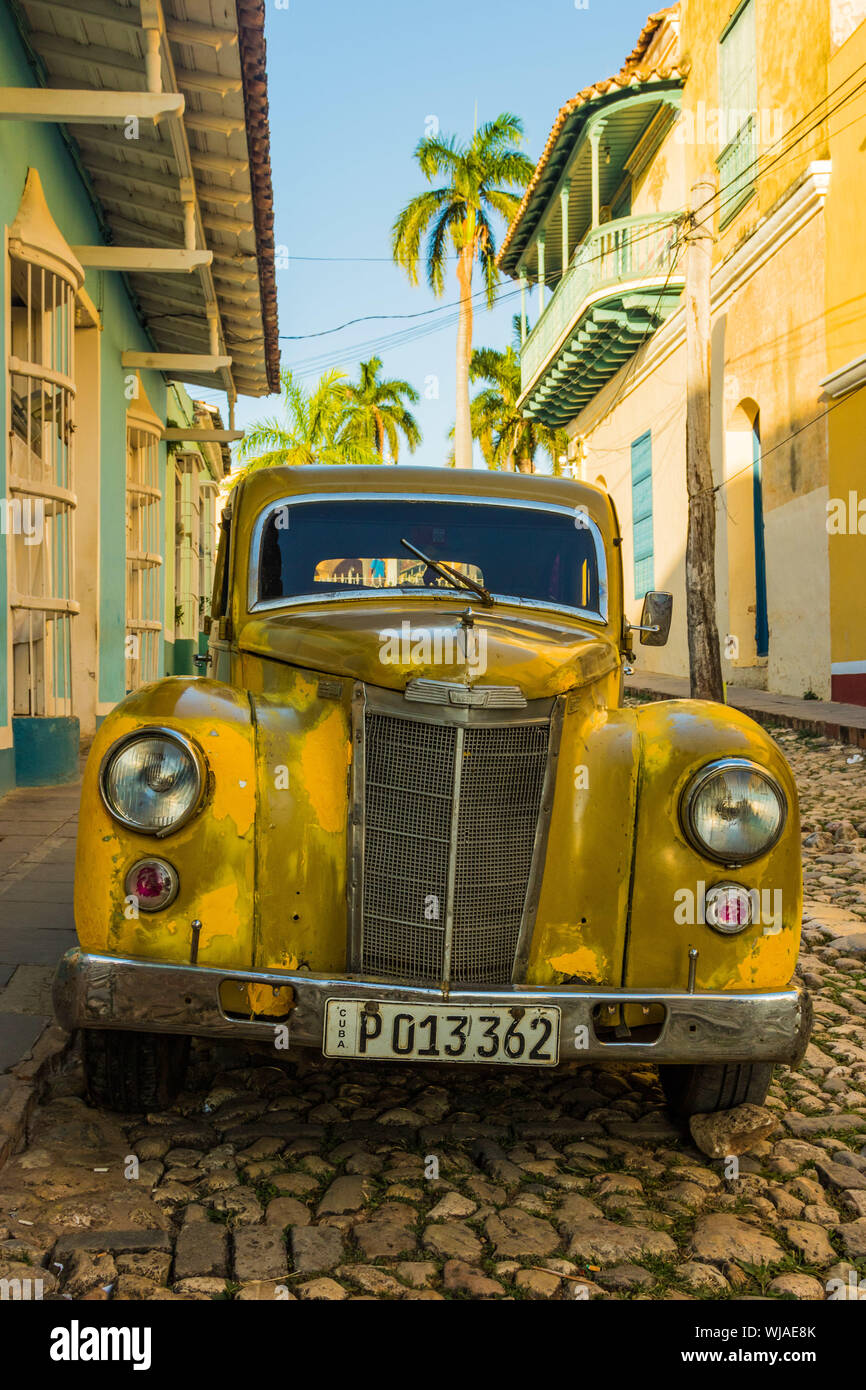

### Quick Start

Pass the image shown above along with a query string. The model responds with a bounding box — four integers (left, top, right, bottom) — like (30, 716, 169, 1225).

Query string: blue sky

(223, 0, 661, 468)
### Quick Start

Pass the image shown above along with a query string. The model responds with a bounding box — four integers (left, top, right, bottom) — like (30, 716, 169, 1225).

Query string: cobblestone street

(0, 727, 863, 1303)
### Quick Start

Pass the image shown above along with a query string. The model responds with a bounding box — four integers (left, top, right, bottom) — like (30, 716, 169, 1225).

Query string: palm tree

(459, 320, 568, 473)
(392, 113, 534, 470)
(341, 357, 421, 462)
(232, 367, 382, 485)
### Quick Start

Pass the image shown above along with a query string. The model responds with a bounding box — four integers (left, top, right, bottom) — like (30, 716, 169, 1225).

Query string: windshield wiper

(399, 538, 494, 606)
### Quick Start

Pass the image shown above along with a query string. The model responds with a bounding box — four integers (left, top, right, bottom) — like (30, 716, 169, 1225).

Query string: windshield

(254, 497, 604, 616)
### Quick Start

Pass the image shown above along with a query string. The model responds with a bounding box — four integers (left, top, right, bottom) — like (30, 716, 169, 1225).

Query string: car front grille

(361, 710, 550, 985)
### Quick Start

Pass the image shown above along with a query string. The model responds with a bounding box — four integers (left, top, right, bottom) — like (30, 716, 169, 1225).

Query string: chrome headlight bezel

(680, 757, 787, 866)
(124, 857, 180, 912)
(99, 727, 207, 837)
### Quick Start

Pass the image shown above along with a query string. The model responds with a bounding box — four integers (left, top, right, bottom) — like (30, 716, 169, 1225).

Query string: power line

(704, 382, 865, 501)
(278, 213, 680, 345)
(689, 64, 866, 228)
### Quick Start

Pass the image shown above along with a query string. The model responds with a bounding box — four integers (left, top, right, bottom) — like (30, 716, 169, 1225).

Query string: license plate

(323, 999, 560, 1065)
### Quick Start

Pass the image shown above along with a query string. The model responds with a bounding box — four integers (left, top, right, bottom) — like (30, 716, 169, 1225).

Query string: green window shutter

(631, 430, 654, 599)
(718, 0, 758, 225)
(720, 0, 757, 129)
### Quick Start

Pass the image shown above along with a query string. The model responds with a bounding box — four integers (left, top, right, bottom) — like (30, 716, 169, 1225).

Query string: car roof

(235, 464, 612, 518)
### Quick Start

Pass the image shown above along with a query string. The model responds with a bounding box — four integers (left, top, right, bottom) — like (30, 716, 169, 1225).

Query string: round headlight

(704, 882, 754, 935)
(101, 729, 204, 835)
(125, 858, 179, 911)
(681, 758, 786, 864)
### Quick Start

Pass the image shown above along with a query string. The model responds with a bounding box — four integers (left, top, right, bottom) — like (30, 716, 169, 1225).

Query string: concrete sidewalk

(0, 777, 79, 1072)
(625, 671, 866, 746)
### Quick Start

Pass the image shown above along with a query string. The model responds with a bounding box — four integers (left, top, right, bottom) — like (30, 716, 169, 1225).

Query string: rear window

(254, 497, 603, 616)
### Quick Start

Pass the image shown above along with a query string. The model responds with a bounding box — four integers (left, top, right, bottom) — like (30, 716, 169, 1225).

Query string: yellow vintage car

(53, 466, 810, 1115)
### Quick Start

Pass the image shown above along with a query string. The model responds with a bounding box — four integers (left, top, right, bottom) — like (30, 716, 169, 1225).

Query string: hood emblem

(404, 678, 527, 709)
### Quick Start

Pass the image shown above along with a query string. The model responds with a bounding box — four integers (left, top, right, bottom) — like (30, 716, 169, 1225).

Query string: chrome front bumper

(53, 948, 812, 1066)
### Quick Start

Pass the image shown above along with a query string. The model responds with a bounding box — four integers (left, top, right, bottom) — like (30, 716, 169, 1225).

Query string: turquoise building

(0, 0, 279, 788)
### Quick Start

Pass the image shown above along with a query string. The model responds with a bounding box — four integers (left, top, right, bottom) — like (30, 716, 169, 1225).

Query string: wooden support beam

(0, 89, 184, 123)
(99, 216, 177, 246)
(163, 428, 243, 444)
(165, 21, 238, 50)
(26, 30, 147, 77)
(182, 112, 245, 136)
(198, 212, 255, 235)
(198, 186, 253, 209)
(174, 69, 242, 95)
(121, 352, 231, 371)
(78, 131, 241, 177)
(88, 157, 184, 196)
(189, 150, 243, 176)
(21, 0, 238, 47)
(73, 246, 212, 272)
(94, 188, 251, 236)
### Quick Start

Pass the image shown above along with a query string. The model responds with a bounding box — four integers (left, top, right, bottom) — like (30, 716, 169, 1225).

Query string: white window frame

(7, 213, 81, 718)
(126, 405, 163, 691)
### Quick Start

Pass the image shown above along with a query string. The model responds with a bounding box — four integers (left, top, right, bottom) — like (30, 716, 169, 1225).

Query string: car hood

(238, 600, 620, 700)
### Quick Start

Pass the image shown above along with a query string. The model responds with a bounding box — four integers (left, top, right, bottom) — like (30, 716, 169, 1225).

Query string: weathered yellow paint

(548, 945, 608, 981)
(75, 679, 257, 969)
(824, 19, 866, 702)
(242, 654, 351, 975)
(240, 607, 620, 701)
(526, 698, 638, 987)
(300, 708, 351, 834)
(624, 700, 801, 992)
(231, 465, 625, 702)
(72, 464, 803, 1032)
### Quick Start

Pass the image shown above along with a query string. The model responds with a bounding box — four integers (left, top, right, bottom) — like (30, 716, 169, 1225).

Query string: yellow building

(500, 1, 866, 702)
(823, 12, 866, 703)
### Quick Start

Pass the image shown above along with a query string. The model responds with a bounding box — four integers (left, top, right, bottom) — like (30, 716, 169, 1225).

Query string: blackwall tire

(659, 1061, 775, 1119)
(82, 1028, 190, 1112)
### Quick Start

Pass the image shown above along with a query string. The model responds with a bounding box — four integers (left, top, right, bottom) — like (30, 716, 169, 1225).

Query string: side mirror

(637, 591, 673, 646)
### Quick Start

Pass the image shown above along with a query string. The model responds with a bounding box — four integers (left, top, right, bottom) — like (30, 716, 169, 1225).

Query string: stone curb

(0, 1021, 71, 1170)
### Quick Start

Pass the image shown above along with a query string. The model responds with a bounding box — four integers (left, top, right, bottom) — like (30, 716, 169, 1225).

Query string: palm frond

(392, 187, 452, 286)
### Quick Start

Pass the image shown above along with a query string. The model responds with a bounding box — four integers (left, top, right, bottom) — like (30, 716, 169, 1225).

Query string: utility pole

(684, 179, 723, 701)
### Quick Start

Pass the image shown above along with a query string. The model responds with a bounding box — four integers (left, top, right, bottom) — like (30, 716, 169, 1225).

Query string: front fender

(74, 678, 257, 970)
(624, 700, 802, 991)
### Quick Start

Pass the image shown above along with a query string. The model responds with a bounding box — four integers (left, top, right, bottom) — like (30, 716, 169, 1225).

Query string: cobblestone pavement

(0, 728, 864, 1302)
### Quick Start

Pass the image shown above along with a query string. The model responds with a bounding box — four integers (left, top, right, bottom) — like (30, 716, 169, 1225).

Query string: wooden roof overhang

(499, 77, 685, 286)
(8, 0, 279, 399)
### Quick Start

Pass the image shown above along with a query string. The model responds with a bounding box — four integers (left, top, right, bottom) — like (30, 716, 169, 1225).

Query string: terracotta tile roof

(235, 0, 280, 395)
(497, 7, 684, 272)
(622, 5, 679, 71)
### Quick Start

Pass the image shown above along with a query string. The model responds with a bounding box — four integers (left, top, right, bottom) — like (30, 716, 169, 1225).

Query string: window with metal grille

(8, 242, 78, 717)
(630, 430, 654, 599)
(718, 0, 758, 227)
(198, 480, 219, 628)
(126, 420, 162, 690)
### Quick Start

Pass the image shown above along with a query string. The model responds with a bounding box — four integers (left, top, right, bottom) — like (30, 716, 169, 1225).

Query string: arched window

(7, 170, 82, 718)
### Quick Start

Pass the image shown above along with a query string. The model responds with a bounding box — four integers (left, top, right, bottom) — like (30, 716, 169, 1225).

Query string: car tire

(82, 1028, 190, 1112)
(658, 1061, 775, 1119)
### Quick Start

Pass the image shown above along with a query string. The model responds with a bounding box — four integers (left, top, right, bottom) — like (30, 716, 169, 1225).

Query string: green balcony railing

(717, 111, 757, 228)
(521, 211, 681, 393)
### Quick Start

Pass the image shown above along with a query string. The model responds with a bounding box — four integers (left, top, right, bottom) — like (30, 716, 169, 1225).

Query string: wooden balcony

(519, 212, 685, 428)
